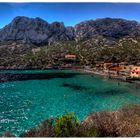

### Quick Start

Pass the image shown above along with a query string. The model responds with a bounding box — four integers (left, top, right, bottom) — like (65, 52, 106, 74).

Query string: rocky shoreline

(0, 71, 82, 82)
(1, 68, 140, 85)
(2, 104, 140, 137)
(80, 68, 140, 85)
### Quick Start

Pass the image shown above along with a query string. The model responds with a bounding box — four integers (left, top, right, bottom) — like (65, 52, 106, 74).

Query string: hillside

(0, 16, 140, 69)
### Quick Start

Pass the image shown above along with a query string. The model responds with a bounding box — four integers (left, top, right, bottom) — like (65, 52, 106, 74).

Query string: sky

(0, 2, 140, 28)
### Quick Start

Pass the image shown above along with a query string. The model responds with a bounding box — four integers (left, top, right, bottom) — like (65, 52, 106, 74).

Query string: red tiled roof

(109, 66, 122, 71)
(65, 55, 76, 57)
(131, 70, 140, 73)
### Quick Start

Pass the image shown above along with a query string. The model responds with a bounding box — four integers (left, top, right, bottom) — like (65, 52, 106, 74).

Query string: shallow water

(0, 70, 140, 136)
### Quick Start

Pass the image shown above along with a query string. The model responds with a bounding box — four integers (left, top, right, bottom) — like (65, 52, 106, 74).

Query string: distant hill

(0, 16, 140, 45)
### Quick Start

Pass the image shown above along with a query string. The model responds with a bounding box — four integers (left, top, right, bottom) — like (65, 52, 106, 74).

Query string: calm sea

(0, 70, 140, 136)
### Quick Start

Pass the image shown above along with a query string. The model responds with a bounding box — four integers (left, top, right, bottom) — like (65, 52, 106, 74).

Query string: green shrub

(55, 112, 79, 137)
(54, 112, 102, 137)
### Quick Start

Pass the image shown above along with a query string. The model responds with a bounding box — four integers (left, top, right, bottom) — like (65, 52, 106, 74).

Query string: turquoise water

(0, 70, 140, 136)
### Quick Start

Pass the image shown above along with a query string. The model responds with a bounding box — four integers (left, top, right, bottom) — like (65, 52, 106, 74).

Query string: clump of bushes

(55, 113, 78, 137)
(1, 38, 140, 69)
(54, 112, 101, 137)
(20, 112, 102, 137)
(4, 104, 140, 137)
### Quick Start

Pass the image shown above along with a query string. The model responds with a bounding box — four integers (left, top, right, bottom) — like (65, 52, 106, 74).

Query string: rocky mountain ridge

(0, 16, 75, 45)
(1, 16, 140, 45)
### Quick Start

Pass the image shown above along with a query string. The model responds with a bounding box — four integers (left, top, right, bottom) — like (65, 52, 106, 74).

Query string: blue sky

(0, 3, 140, 28)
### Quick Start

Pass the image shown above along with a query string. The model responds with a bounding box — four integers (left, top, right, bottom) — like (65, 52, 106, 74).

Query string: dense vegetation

(0, 37, 140, 69)
(15, 113, 104, 137)
(2, 104, 140, 137)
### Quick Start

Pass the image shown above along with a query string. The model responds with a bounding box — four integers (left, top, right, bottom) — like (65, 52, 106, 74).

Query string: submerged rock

(62, 83, 88, 91)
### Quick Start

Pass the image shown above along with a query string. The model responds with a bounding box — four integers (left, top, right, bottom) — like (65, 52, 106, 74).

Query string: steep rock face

(75, 18, 140, 41)
(1, 16, 140, 45)
(0, 16, 75, 44)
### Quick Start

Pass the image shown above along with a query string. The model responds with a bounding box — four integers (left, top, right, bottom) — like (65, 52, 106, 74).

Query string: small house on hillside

(103, 61, 114, 71)
(108, 66, 122, 75)
(119, 62, 132, 71)
(65, 54, 76, 60)
(32, 48, 41, 54)
(95, 61, 104, 70)
(10, 46, 16, 50)
(61, 54, 77, 68)
(119, 63, 133, 76)
(95, 61, 115, 71)
(130, 66, 140, 78)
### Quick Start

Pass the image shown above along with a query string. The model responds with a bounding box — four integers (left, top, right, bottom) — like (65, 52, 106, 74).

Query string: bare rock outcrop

(0, 16, 75, 45)
(0, 17, 140, 45)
